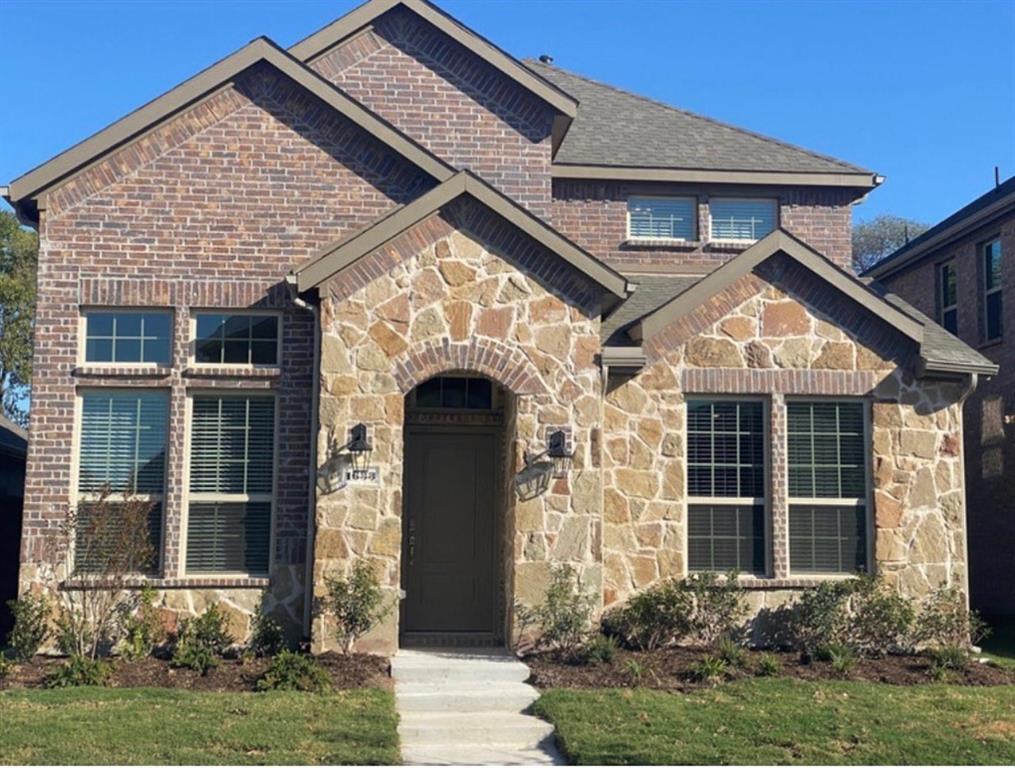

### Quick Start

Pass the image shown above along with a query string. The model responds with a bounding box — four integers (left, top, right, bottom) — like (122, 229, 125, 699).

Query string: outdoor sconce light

(317, 423, 375, 495)
(524, 429, 573, 478)
(340, 423, 372, 471)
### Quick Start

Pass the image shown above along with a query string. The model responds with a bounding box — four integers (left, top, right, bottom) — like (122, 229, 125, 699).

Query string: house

(2, 0, 997, 653)
(0, 414, 28, 642)
(864, 177, 1014, 616)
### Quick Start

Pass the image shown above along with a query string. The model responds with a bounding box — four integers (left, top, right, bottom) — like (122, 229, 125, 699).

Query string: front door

(401, 428, 498, 643)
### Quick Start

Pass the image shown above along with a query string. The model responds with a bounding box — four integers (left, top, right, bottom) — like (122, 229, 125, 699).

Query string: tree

(852, 214, 929, 274)
(0, 209, 38, 425)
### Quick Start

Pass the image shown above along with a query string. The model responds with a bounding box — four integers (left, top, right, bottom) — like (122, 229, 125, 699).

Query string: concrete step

(398, 713, 555, 746)
(392, 653, 531, 684)
(395, 683, 540, 713)
(401, 743, 562, 766)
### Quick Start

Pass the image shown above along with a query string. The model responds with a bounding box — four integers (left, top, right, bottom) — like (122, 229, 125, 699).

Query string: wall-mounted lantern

(524, 429, 573, 478)
(318, 424, 375, 494)
(341, 423, 372, 470)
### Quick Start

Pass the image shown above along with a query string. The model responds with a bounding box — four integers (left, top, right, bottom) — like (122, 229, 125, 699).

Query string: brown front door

(401, 427, 498, 642)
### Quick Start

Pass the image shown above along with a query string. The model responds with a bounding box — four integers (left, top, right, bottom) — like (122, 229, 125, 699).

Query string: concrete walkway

(392, 648, 564, 765)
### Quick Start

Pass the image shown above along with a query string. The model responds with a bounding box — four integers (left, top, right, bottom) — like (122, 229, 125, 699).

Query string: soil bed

(1, 651, 390, 692)
(526, 646, 1015, 691)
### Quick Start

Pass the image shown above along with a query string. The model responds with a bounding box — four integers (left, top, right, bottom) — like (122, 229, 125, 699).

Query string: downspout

(286, 274, 320, 641)
(955, 372, 978, 612)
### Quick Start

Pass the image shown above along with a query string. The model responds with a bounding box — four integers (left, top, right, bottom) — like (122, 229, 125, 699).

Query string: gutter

(917, 357, 999, 378)
(601, 346, 647, 372)
(285, 273, 321, 642)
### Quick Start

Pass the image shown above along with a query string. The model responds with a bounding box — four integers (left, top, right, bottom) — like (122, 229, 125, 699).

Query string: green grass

(982, 616, 1015, 669)
(0, 687, 399, 765)
(535, 679, 1015, 765)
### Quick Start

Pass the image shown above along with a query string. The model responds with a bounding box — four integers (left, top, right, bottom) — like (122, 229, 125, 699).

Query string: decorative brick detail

(393, 339, 546, 396)
(682, 368, 879, 395)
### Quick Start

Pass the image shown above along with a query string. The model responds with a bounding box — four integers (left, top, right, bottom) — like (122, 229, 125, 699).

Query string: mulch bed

(526, 647, 1015, 691)
(0, 652, 390, 692)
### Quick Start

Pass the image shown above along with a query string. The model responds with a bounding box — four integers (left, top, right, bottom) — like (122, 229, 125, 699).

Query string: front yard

(535, 678, 1015, 765)
(0, 687, 399, 765)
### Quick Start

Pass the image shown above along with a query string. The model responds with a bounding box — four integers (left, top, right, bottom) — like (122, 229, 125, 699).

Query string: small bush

(171, 642, 218, 675)
(624, 658, 644, 684)
(848, 574, 915, 657)
(0, 654, 13, 681)
(320, 561, 394, 654)
(43, 655, 111, 688)
(602, 579, 692, 650)
(915, 586, 989, 650)
(823, 643, 856, 677)
(684, 571, 748, 647)
(171, 603, 235, 674)
(717, 638, 748, 669)
(756, 652, 782, 677)
(6, 594, 50, 661)
(789, 580, 853, 656)
(250, 602, 286, 657)
(928, 644, 970, 675)
(690, 655, 730, 684)
(517, 564, 597, 659)
(256, 650, 332, 692)
(120, 586, 166, 661)
(576, 634, 618, 666)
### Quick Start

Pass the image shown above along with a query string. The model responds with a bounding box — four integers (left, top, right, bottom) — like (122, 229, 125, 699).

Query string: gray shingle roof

(602, 275, 702, 344)
(527, 61, 872, 176)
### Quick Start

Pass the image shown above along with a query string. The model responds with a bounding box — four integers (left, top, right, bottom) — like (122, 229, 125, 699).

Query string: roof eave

(552, 164, 881, 189)
(918, 357, 1000, 378)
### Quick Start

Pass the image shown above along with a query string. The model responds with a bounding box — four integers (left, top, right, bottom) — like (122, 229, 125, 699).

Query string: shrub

(320, 561, 394, 654)
(602, 579, 692, 650)
(826, 644, 857, 677)
(624, 658, 644, 684)
(6, 594, 50, 661)
(256, 650, 332, 692)
(684, 571, 748, 647)
(120, 586, 166, 661)
(575, 634, 618, 666)
(848, 574, 915, 657)
(516, 564, 597, 659)
(250, 602, 286, 657)
(915, 586, 989, 650)
(0, 654, 13, 681)
(690, 655, 730, 684)
(717, 638, 748, 669)
(43, 655, 111, 688)
(171, 603, 235, 674)
(756, 652, 782, 677)
(789, 580, 853, 656)
(929, 644, 970, 671)
(171, 642, 218, 675)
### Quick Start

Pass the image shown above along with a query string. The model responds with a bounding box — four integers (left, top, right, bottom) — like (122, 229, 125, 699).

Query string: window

(983, 238, 1003, 342)
(411, 376, 494, 410)
(686, 400, 766, 574)
(76, 390, 168, 573)
(194, 313, 279, 366)
(627, 197, 696, 240)
(709, 198, 777, 242)
(787, 401, 868, 574)
(939, 262, 958, 335)
(84, 311, 171, 365)
(186, 394, 274, 574)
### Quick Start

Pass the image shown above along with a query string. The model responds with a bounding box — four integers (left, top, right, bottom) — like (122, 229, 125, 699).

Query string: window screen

(194, 314, 279, 365)
(983, 239, 1003, 342)
(187, 395, 274, 574)
(710, 199, 777, 242)
(85, 311, 171, 364)
(627, 197, 696, 240)
(687, 400, 766, 574)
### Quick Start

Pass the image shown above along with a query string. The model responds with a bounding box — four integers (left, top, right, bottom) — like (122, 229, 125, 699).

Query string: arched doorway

(400, 373, 510, 647)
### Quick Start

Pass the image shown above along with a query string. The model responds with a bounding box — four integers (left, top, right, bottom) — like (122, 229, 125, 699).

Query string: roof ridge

(526, 60, 870, 175)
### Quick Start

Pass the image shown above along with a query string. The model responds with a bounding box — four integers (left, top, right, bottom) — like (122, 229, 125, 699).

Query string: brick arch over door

(392, 338, 547, 396)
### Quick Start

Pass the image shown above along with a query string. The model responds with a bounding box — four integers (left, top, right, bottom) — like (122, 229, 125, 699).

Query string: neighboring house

(2, 0, 997, 652)
(865, 177, 1014, 616)
(0, 414, 28, 642)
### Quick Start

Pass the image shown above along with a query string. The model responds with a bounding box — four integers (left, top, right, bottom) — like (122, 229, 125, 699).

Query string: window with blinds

(787, 400, 869, 574)
(687, 399, 767, 574)
(76, 390, 168, 573)
(982, 239, 1003, 342)
(194, 313, 279, 366)
(939, 262, 958, 335)
(709, 198, 777, 242)
(627, 197, 696, 240)
(84, 311, 172, 364)
(186, 395, 275, 574)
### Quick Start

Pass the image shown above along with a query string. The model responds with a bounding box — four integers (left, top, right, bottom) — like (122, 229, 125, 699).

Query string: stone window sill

(182, 366, 281, 380)
(621, 238, 703, 250)
(62, 576, 270, 590)
(738, 575, 856, 590)
(73, 365, 173, 378)
(977, 338, 1003, 352)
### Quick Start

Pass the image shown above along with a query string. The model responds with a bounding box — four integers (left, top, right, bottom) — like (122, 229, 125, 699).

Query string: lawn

(983, 615, 1015, 669)
(535, 678, 1015, 765)
(0, 687, 399, 765)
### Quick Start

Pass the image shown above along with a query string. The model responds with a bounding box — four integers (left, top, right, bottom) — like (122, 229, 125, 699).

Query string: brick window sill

(73, 365, 173, 378)
(182, 366, 281, 380)
(738, 575, 856, 590)
(62, 576, 270, 590)
(621, 238, 704, 250)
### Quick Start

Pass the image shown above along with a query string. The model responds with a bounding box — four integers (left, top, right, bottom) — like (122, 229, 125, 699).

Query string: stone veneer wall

(602, 255, 968, 626)
(311, 199, 604, 653)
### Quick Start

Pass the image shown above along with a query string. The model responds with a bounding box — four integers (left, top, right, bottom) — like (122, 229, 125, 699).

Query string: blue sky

(2, 0, 1013, 226)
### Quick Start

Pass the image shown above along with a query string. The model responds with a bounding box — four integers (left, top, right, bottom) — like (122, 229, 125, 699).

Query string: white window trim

(180, 389, 278, 578)
(982, 238, 1003, 342)
(188, 309, 284, 370)
(938, 261, 958, 332)
(626, 195, 698, 242)
(708, 197, 778, 244)
(71, 387, 171, 576)
(785, 396, 874, 577)
(78, 307, 174, 369)
(684, 395, 772, 577)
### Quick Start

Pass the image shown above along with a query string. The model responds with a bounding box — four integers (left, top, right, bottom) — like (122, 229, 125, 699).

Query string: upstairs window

(627, 197, 696, 241)
(687, 399, 767, 575)
(983, 238, 1003, 342)
(194, 313, 279, 366)
(84, 311, 172, 365)
(939, 262, 958, 335)
(787, 400, 868, 575)
(709, 198, 777, 243)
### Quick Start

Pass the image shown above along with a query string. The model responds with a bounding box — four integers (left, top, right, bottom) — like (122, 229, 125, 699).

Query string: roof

(293, 170, 630, 300)
(528, 61, 880, 189)
(4, 36, 455, 220)
(0, 414, 28, 460)
(290, 0, 577, 118)
(864, 176, 1015, 279)
(600, 230, 995, 377)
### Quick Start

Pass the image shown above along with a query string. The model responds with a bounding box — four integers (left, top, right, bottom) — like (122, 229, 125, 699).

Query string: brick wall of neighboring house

(550, 181, 856, 273)
(309, 6, 556, 215)
(878, 212, 1015, 615)
(19, 65, 433, 640)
